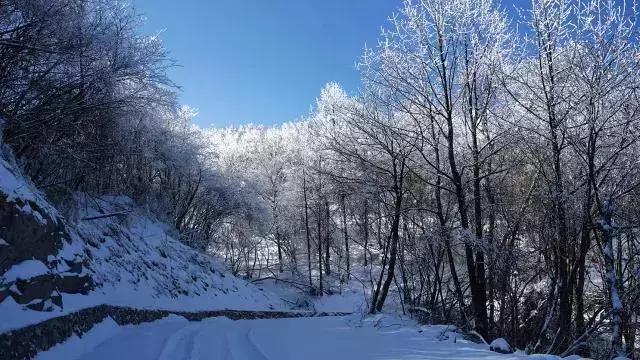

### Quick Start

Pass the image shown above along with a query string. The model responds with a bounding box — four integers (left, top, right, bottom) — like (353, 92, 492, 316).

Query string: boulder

(489, 338, 513, 354)
(0, 196, 66, 274)
(13, 274, 56, 304)
(55, 272, 93, 295)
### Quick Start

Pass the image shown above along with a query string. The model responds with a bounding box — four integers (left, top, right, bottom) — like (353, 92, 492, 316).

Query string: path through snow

(38, 315, 560, 360)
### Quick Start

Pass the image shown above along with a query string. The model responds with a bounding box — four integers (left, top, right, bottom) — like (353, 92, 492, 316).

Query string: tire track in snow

(184, 317, 237, 360)
(223, 321, 271, 360)
(157, 322, 201, 360)
(246, 328, 272, 360)
(188, 324, 202, 360)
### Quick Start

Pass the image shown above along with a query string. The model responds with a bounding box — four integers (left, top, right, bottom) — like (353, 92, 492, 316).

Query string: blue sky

(134, 0, 398, 128)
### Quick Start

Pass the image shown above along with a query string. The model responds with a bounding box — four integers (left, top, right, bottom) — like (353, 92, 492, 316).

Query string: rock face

(0, 197, 64, 273)
(0, 148, 92, 312)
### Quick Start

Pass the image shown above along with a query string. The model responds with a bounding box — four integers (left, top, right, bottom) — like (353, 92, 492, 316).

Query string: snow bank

(35, 317, 122, 360)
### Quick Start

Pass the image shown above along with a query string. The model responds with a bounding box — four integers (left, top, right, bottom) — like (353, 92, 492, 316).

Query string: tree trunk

(598, 200, 624, 357)
(324, 198, 331, 276)
(363, 200, 369, 267)
(375, 183, 403, 312)
(375, 159, 405, 312)
(275, 226, 283, 273)
(341, 194, 350, 280)
(446, 109, 488, 338)
(430, 115, 466, 319)
(574, 180, 592, 342)
(317, 200, 323, 296)
(303, 170, 313, 287)
(470, 122, 489, 338)
(550, 120, 572, 352)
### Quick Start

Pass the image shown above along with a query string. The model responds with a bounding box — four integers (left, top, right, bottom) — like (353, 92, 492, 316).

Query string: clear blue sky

(134, 0, 398, 128)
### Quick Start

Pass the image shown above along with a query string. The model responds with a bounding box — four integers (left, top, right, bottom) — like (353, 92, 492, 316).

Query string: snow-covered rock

(561, 355, 584, 360)
(0, 146, 91, 313)
(2, 260, 49, 282)
(489, 337, 512, 354)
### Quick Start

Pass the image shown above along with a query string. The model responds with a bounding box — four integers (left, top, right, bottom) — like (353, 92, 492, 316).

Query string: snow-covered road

(37, 315, 553, 360)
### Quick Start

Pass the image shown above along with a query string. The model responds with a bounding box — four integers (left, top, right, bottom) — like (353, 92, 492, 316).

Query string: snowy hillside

(69, 194, 285, 312)
(0, 146, 91, 331)
(0, 149, 284, 334)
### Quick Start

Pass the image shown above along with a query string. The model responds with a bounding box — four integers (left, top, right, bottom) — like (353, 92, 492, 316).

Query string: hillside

(0, 147, 284, 334)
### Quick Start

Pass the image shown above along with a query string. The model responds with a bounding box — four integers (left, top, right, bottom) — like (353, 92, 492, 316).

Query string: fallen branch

(251, 276, 315, 290)
(81, 211, 130, 221)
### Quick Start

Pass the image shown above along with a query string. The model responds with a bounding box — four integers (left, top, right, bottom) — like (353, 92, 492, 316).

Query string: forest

(1, 0, 639, 359)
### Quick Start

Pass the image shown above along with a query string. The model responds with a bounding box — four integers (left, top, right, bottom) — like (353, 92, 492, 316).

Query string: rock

(55, 273, 93, 295)
(12, 274, 55, 305)
(25, 300, 46, 311)
(63, 258, 84, 274)
(0, 196, 66, 274)
(0, 153, 94, 311)
(0, 285, 8, 303)
(489, 338, 512, 354)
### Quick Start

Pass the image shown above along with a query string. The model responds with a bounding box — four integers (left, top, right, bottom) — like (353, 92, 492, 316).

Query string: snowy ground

(36, 314, 569, 360)
(254, 276, 370, 313)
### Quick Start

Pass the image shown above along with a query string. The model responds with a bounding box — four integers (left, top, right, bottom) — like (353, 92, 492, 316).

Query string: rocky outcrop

(0, 197, 65, 274)
(0, 148, 93, 312)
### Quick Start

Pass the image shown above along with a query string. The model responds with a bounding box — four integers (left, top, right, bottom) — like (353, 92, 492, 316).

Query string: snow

(312, 287, 367, 313)
(490, 338, 512, 353)
(0, 294, 95, 334)
(69, 195, 285, 312)
(2, 260, 50, 282)
(255, 276, 368, 313)
(35, 317, 122, 360)
(36, 315, 580, 360)
(0, 146, 59, 216)
(0, 154, 31, 202)
(18, 202, 47, 224)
